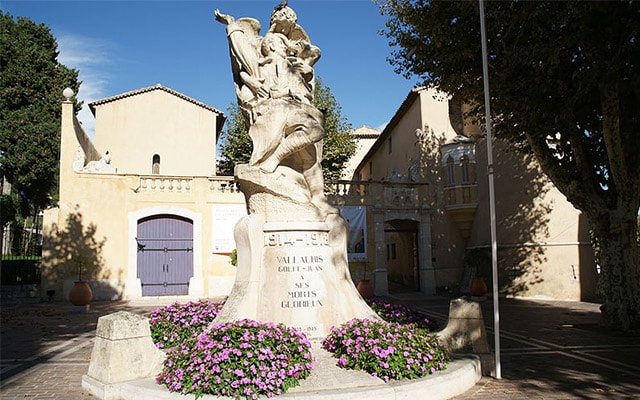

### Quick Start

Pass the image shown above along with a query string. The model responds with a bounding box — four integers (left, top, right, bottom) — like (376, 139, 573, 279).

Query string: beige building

(349, 87, 598, 301)
(42, 85, 245, 302)
(340, 126, 380, 180)
(42, 84, 597, 304)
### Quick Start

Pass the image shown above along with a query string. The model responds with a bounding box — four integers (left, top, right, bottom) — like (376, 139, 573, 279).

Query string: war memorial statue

(213, 1, 378, 339)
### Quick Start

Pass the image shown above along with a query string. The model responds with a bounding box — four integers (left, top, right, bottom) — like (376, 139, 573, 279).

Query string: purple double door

(136, 215, 194, 296)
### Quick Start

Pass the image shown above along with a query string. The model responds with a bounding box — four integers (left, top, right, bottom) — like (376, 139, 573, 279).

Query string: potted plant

(356, 262, 374, 299)
(68, 256, 93, 306)
(464, 249, 491, 297)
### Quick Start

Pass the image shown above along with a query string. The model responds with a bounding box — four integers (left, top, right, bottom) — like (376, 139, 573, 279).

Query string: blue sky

(2, 0, 418, 135)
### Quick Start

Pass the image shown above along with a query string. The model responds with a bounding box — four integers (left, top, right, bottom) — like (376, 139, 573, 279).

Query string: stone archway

(385, 219, 420, 293)
(372, 211, 435, 296)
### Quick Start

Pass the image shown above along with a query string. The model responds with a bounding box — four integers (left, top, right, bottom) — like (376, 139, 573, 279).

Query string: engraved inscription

(265, 231, 329, 247)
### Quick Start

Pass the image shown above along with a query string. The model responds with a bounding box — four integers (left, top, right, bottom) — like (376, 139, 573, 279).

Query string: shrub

(148, 300, 224, 349)
(157, 319, 314, 399)
(322, 318, 449, 382)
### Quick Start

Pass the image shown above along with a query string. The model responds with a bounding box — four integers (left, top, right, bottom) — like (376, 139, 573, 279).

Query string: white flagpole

(478, 0, 502, 379)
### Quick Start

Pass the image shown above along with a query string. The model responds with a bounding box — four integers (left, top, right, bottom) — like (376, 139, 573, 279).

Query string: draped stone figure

(215, 2, 334, 220)
(213, 2, 378, 340)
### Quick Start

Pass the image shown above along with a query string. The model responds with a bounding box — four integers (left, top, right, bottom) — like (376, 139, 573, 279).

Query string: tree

(377, 1, 640, 330)
(0, 13, 81, 213)
(314, 77, 356, 181)
(216, 103, 253, 176)
(217, 78, 356, 180)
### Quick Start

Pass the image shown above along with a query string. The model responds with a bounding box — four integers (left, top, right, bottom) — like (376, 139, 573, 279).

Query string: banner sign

(211, 204, 247, 253)
(338, 206, 367, 261)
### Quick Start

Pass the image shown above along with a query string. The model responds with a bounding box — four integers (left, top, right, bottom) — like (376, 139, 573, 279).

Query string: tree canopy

(216, 102, 252, 176)
(378, 0, 640, 330)
(0, 12, 81, 211)
(217, 77, 355, 181)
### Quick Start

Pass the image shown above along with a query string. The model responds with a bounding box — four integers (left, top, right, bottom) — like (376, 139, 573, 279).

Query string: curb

(82, 355, 481, 400)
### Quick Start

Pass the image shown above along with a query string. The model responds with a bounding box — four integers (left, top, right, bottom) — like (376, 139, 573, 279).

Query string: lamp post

(479, 0, 502, 380)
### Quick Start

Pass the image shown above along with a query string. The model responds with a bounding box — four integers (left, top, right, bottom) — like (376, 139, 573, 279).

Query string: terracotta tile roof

(88, 84, 224, 117)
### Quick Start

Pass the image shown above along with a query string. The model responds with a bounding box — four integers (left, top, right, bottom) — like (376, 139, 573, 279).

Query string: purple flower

(322, 311, 450, 381)
(156, 312, 314, 398)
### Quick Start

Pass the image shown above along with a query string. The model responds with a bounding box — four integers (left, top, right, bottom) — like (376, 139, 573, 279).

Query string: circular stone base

(82, 352, 481, 400)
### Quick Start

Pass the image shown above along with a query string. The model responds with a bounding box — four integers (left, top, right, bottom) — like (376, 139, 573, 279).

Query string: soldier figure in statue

(215, 1, 335, 219)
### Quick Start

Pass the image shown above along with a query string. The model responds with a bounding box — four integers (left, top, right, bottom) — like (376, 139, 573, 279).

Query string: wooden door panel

(137, 215, 194, 296)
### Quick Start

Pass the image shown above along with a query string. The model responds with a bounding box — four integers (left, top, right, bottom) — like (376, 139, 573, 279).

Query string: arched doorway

(385, 219, 419, 293)
(136, 214, 194, 296)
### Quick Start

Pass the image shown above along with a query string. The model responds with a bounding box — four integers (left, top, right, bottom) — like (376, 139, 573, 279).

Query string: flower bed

(322, 318, 449, 382)
(366, 298, 439, 330)
(149, 303, 314, 398)
(149, 300, 224, 349)
(148, 298, 448, 397)
(156, 319, 313, 399)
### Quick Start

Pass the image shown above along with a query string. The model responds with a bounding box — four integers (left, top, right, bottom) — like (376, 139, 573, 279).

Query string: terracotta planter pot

(470, 277, 488, 297)
(356, 279, 374, 299)
(69, 280, 93, 306)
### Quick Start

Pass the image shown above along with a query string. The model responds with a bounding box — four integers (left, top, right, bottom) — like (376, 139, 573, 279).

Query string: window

(461, 155, 470, 183)
(152, 154, 160, 174)
(446, 155, 455, 185)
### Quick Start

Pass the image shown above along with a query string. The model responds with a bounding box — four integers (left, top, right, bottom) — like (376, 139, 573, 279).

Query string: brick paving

(1, 301, 159, 399)
(392, 295, 640, 399)
(1, 295, 639, 399)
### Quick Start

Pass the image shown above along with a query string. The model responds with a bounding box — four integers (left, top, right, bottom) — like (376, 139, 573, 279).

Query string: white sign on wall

(338, 206, 367, 262)
(211, 204, 247, 253)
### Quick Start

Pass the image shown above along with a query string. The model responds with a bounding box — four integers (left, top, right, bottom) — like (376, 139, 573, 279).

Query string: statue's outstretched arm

(214, 9, 234, 25)
(216, 12, 266, 99)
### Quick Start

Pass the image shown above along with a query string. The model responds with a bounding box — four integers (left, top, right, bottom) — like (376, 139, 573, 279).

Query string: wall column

(419, 215, 436, 294)
(373, 212, 389, 296)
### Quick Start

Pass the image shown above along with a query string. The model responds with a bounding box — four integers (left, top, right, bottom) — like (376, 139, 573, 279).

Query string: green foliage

(216, 78, 356, 180)
(229, 248, 238, 267)
(378, 0, 640, 331)
(0, 12, 81, 210)
(314, 77, 356, 181)
(377, 1, 639, 199)
(217, 103, 252, 176)
(0, 194, 18, 228)
(463, 248, 492, 279)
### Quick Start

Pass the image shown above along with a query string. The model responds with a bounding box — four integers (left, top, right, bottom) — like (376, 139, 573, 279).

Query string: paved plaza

(1, 294, 639, 399)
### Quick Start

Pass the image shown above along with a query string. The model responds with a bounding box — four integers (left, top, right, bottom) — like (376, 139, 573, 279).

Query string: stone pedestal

(437, 297, 494, 375)
(214, 213, 379, 340)
(82, 311, 166, 399)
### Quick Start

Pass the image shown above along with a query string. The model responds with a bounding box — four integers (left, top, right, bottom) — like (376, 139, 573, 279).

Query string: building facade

(42, 85, 245, 302)
(350, 87, 598, 301)
(42, 84, 598, 303)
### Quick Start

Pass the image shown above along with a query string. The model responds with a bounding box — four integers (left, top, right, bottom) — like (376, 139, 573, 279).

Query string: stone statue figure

(213, 2, 379, 340)
(215, 2, 334, 220)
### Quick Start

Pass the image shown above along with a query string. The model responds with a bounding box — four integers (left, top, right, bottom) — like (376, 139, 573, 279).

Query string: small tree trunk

(22, 218, 30, 255)
(592, 212, 640, 331)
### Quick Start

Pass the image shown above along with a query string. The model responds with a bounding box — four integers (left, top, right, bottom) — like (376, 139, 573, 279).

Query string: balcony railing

(134, 176, 430, 211)
(326, 180, 430, 210)
(208, 177, 240, 193)
(139, 176, 193, 192)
